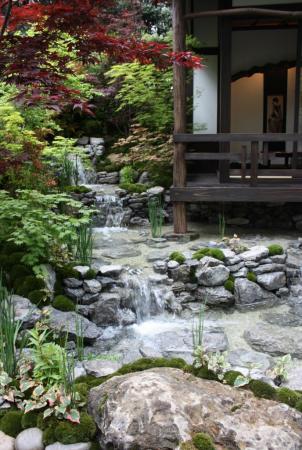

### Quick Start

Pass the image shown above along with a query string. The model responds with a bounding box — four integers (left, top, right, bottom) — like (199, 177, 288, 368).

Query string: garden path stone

(15, 428, 43, 450)
(0, 431, 14, 450)
(45, 306, 101, 343)
(12, 295, 42, 329)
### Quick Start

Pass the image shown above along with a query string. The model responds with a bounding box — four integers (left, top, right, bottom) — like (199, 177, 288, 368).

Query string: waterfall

(69, 155, 88, 185)
(95, 193, 125, 228)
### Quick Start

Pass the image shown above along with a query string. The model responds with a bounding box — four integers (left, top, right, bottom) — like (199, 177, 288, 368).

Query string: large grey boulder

(286, 247, 302, 269)
(234, 279, 278, 310)
(12, 295, 42, 329)
(0, 431, 14, 450)
(240, 246, 269, 262)
(196, 286, 234, 306)
(244, 323, 302, 358)
(45, 307, 101, 343)
(89, 368, 302, 450)
(15, 428, 43, 450)
(92, 293, 121, 326)
(257, 272, 286, 291)
(196, 263, 230, 287)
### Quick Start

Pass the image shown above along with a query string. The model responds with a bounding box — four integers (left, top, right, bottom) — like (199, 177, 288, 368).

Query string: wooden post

(173, 0, 187, 234)
(250, 141, 259, 186)
(293, 21, 302, 168)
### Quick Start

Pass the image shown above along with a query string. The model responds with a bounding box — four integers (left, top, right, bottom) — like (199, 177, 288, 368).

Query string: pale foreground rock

(0, 431, 15, 450)
(12, 295, 42, 329)
(88, 368, 302, 450)
(15, 428, 43, 450)
(45, 444, 91, 450)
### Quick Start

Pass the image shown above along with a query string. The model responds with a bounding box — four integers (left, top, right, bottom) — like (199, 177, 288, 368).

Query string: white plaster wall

(232, 29, 297, 75)
(193, 56, 218, 133)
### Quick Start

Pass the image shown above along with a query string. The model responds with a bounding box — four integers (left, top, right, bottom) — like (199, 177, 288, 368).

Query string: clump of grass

(192, 248, 225, 262)
(148, 196, 163, 238)
(169, 251, 186, 265)
(268, 244, 284, 256)
(247, 271, 257, 282)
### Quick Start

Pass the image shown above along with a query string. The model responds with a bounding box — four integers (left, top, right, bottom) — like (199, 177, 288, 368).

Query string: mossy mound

(15, 275, 45, 297)
(192, 432, 216, 450)
(43, 412, 96, 445)
(10, 264, 32, 281)
(295, 398, 302, 412)
(224, 278, 235, 294)
(21, 411, 39, 429)
(53, 295, 76, 312)
(116, 357, 187, 375)
(74, 382, 90, 402)
(64, 185, 92, 194)
(223, 370, 242, 386)
(119, 182, 148, 194)
(169, 251, 186, 265)
(56, 264, 81, 280)
(275, 387, 300, 407)
(28, 289, 49, 306)
(192, 248, 225, 262)
(247, 271, 257, 283)
(248, 380, 276, 400)
(0, 410, 23, 437)
(84, 269, 97, 280)
(192, 366, 219, 382)
(268, 244, 284, 256)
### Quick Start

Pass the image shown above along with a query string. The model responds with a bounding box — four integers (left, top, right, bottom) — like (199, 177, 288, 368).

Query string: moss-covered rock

(295, 398, 302, 412)
(247, 271, 257, 283)
(0, 410, 23, 437)
(21, 411, 39, 429)
(192, 366, 219, 381)
(53, 412, 96, 444)
(56, 264, 81, 280)
(224, 278, 235, 294)
(119, 182, 147, 194)
(223, 370, 242, 386)
(268, 244, 284, 256)
(116, 357, 187, 375)
(169, 251, 186, 265)
(7, 252, 27, 267)
(74, 382, 90, 402)
(53, 295, 76, 312)
(192, 248, 225, 262)
(192, 432, 216, 450)
(84, 269, 97, 280)
(28, 290, 50, 306)
(10, 264, 32, 281)
(64, 185, 92, 194)
(15, 275, 45, 297)
(248, 380, 276, 400)
(275, 387, 300, 407)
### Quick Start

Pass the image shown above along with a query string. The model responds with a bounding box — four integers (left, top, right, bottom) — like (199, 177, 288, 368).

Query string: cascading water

(95, 193, 126, 228)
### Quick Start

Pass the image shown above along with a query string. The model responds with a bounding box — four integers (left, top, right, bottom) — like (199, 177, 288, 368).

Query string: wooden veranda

(171, 0, 302, 233)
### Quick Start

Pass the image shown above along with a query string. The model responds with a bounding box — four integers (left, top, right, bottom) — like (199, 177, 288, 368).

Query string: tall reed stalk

(0, 275, 22, 377)
(75, 305, 84, 362)
(192, 302, 206, 350)
(75, 222, 93, 265)
(148, 196, 163, 238)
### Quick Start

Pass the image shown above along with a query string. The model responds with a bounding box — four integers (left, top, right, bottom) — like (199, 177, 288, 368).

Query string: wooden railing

(174, 133, 302, 187)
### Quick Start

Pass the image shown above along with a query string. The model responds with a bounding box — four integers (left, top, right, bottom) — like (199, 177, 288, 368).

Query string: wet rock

(63, 278, 83, 289)
(64, 287, 85, 302)
(153, 260, 168, 274)
(0, 431, 14, 450)
(148, 274, 169, 285)
(171, 281, 185, 293)
(225, 255, 242, 266)
(234, 279, 278, 310)
(83, 279, 102, 294)
(244, 323, 302, 358)
(147, 186, 164, 196)
(96, 276, 116, 288)
(89, 367, 302, 450)
(228, 348, 272, 372)
(169, 265, 191, 283)
(12, 295, 42, 329)
(257, 272, 286, 291)
(45, 306, 101, 343)
(81, 292, 100, 305)
(15, 428, 43, 450)
(98, 265, 123, 277)
(83, 359, 122, 377)
(196, 263, 229, 287)
(92, 293, 121, 326)
(167, 260, 179, 270)
(232, 267, 248, 278)
(286, 247, 302, 269)
(240, 245, 269, 262)
(73, 265, 90, 278)
(253, 263, 285, 275)
(245, 260, 259, 268)
(196, 286, 234, 307)
(118, 308, 136, 326)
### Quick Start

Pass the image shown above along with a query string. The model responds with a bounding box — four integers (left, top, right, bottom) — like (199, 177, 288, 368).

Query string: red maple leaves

(0, 0, 202, 109)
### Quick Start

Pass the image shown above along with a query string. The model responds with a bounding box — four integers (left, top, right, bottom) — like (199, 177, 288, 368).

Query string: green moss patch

(275, 387, 300, 407)
(224, 278, 235, 294)
(116, 357, 187, 375)
(248, 380, 276, 400)
(15, 275, 45, 297)
(21, 411, 39, 429)
(53, 295, 76, 312)
(169, 251, 186, 265)
(0, 410, 23, 437)
(247, 271, 257, 283)
(268, 244, 284, 256)
(192, 432, 216, 450)
(44, 412, 96, 445)
(223, 370, 242, 386)
(192, 248, 225, 262)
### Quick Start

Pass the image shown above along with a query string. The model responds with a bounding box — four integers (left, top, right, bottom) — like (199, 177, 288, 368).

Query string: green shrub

(10, 264, 32, 281)
(268, 244, 284, 256)
(248, 380, 276, 400)
(8, 252, 26, 267)
(21, 411, 39, 429)
(275, 387, 300, 407)
(169, 251, 186, 265)
(15, 275, 45, 296)
(96, 157, 123, 173)
(192, 248, 225, 262)
(0, 410, 23, 437)
(119, 182, 147, 194)
(53, 412, 96, 444)
(247, 271, 257, 283)
(192, 432, 216, 450)
(74, 382, 89, 402)
(28, 290, 49, 306)
(224, 278, 235, 294)
(53, 295, 75, 312)
(120, 165, 136, 184)
(223, 370, 242, 386)
(64, 185, 91, 194)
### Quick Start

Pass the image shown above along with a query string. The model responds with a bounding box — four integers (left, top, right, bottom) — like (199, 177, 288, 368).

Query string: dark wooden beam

(185, 8, 302, 21)
(172, 0, 187, 234)
(171, 186, 302, 202)
(174, 133, 302, 143)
